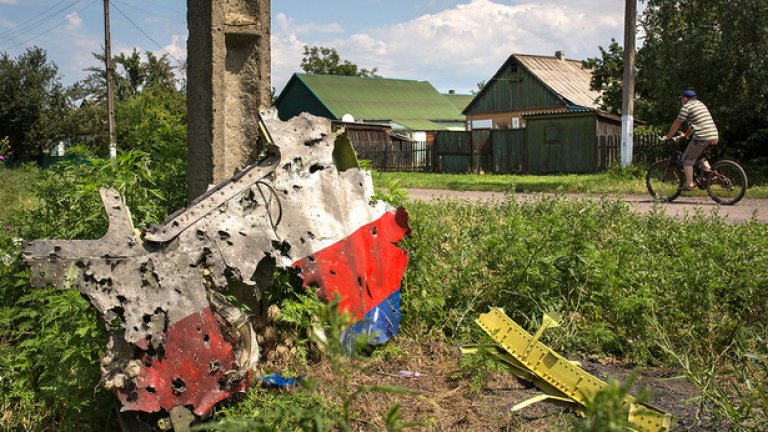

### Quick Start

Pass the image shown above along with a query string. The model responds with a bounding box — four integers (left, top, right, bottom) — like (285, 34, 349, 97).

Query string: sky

(0, 0, 635, 95)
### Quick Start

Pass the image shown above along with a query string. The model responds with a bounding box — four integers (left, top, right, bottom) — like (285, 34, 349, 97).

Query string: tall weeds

(2, 161, 767, 429)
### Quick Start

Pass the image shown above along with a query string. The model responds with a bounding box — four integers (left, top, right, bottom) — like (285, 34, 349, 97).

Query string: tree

(74, 49, 178, 102)
(637, 0, 768, 159)
(583, 39, 624, 115)
(0, 46, 68, 160)
(471, 80, 486, 95)
(300, 45, 380, 77)
(66, 50, 182, 156)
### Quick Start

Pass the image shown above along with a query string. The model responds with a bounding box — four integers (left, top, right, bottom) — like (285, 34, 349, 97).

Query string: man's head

(678, 89, 697, 103)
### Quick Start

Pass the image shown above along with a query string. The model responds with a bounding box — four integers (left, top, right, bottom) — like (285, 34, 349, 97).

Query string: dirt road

(406, 189, 768, 223)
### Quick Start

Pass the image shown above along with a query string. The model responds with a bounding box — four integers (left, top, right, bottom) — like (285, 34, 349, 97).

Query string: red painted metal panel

(293, 207, 410, 319)
(117, 306, 249, 416)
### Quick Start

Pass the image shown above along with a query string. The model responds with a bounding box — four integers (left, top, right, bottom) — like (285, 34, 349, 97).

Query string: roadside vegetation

(2, 3, 768, 426)
(1, 157, 766, 430)
(372, 167, 768, 199)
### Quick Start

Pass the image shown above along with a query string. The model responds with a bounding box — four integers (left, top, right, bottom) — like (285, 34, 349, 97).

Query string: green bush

(2, 136, 767, 429)
(401, 196, 768, 366)
(0, 92, 187, 430)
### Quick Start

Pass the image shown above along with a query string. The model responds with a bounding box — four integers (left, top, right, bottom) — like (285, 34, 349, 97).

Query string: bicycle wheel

(706, 160, 748, 205)
(646, 160, 683, 202)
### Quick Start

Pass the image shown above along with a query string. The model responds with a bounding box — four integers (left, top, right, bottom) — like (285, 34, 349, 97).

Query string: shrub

(0, 109, 187, 430)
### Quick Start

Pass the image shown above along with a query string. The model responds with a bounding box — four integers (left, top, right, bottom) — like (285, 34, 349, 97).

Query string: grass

(371, 169, 768, 199)
(0, 165, 40, 224)
(1, 164, 767, 430)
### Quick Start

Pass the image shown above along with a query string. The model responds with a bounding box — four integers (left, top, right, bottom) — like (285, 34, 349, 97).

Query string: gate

(434, 131, 471, 172)
(492, 129, 526, 173)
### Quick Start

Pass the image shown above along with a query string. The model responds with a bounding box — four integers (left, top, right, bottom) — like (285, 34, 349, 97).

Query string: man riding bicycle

(661, 89, 719, 191)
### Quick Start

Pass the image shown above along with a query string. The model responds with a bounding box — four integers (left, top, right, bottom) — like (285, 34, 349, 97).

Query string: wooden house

(276, 73, 467, 137)
(457, 51, 622, 173)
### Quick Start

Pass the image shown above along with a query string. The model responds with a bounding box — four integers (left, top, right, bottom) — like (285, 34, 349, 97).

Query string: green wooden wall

(526, 113, 597, 173)
(492, 130, 526, 173)
(465, 61, 562, 114)
(434, 131, 471, 172)
(276, 78, 336, 121)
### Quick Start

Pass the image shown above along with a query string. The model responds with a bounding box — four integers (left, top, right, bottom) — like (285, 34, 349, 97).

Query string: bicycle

(645, 136, 748, 205)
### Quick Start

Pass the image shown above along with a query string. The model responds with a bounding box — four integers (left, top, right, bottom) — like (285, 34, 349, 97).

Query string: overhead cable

(1, 0, 99, 51)
(111, 1, 183, 65)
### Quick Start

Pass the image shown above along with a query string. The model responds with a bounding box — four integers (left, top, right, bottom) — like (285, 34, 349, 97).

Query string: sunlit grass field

(0, 165, 39, 224)
(372, 169, 768, 199)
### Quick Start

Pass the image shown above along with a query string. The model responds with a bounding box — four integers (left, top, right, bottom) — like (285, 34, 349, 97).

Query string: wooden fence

(433, 130, 665, 174)
(353, 140, 432, 172)
(353, 129, 669, 174)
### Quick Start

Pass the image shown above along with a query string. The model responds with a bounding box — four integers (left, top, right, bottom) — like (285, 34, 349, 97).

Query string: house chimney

(555, 50, 565, 60)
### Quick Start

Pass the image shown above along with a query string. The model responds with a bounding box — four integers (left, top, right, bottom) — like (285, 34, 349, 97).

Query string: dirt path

(406, 189, 768, 223)
(312, 339, 719, 431)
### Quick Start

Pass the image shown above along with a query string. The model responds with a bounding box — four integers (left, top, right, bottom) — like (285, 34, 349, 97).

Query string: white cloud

(274, 13, 343, 35)
(0, 0, 19, 4)
(163, 34, 186, 63)
(65, 13, 82, 30)
(271, 29, 307, 91)
(272, 0, 625, 94)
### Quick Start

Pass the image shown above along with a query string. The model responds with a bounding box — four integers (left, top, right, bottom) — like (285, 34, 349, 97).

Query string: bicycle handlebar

(658, 134, 685, 143)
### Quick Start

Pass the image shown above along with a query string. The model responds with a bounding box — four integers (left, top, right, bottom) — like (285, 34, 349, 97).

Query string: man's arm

(663, 119, 684, 141)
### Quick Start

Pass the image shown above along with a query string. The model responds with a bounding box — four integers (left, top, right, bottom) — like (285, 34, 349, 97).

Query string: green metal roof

(277, 74, 465, 131)
(442, 93, 475, 112)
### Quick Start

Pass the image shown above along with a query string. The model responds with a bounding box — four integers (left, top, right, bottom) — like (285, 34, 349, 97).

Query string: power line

(110, 1, 182, 65)
(127, 0, 185, 17)
(113, 1, 185, 25)
(2, 0, 99, 51)
(0, 0, 83, 46)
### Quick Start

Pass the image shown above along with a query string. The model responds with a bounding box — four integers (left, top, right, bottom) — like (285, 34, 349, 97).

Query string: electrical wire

(112, 0, 185, 25)
(0, 0, 83, 45)
(1, 0, 99, 51)
(110, 1, 183, 65)
(128, 0, 185, 17)
(255, 180, 284, 241)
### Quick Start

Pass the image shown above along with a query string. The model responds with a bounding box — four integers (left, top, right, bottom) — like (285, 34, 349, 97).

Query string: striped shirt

(677, 99, 718, 141)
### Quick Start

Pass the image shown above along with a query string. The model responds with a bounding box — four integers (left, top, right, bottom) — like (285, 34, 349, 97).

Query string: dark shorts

(682, 139, 716, 167)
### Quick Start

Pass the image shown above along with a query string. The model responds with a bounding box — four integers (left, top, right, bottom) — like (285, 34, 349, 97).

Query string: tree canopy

(73, 48, 178, 102)
(0, 47, 184, 161)
(585, 0, 768, 160)
(0, 47, 68, 160)
(300, 45, 380, 78)
(65, 50, 184, 156)
(582, 39, 624, 115)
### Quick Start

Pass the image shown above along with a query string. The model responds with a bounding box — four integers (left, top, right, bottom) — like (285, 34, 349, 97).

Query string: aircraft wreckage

(22, 113, 411, 430)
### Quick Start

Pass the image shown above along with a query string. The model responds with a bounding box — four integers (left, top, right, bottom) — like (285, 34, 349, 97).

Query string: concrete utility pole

(186, 0, 272, 201)
(103, 0, 117, 159)
(621, 0, 637, 167)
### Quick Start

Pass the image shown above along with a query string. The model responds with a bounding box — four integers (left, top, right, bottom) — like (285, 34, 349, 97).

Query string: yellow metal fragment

(476, 308, 672, 432)
(511, 394, 576, 412)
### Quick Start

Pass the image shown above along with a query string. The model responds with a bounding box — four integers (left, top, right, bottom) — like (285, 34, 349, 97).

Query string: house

(276, 73, 469, 171)
(455, 51, 622, 173)
(464, 51, 603, 129)
(275, 73, 467, 139)
(442, 91, 475, 113)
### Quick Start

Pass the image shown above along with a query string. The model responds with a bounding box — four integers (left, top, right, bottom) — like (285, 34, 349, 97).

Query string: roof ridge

(513, 53, 585, 63)
(296, 73, 428, 84)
